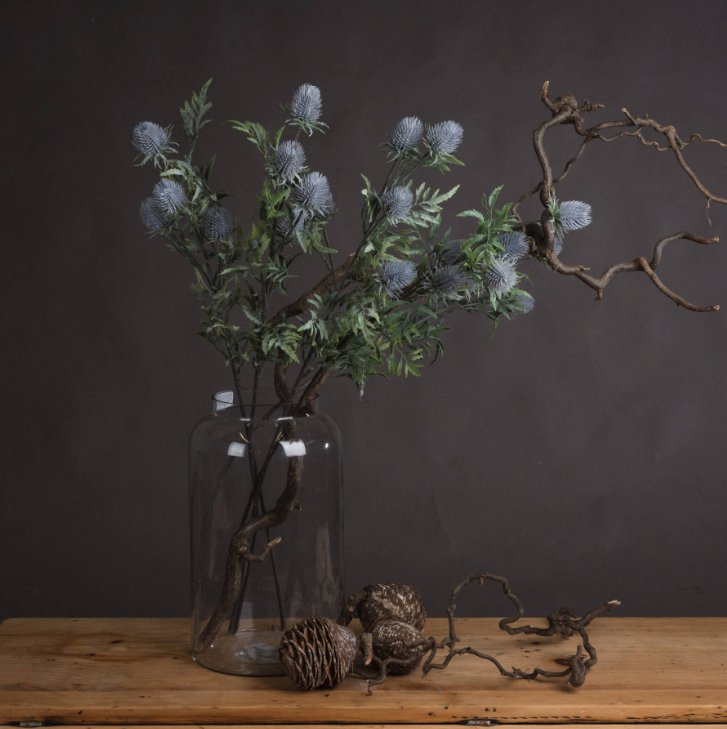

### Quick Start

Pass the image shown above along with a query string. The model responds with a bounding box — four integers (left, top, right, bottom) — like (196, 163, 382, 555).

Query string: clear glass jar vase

(189, 390, 344, 675)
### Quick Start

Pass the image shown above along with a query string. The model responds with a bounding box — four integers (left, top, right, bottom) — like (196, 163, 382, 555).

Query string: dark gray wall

(2, 0, 727, 619)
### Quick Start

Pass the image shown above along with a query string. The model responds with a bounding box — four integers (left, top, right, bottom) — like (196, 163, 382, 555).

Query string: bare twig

(516, 82, 726, 311)
(420, 572, 620, 689)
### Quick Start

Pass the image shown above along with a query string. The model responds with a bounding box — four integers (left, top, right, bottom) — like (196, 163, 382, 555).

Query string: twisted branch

(196, 419, 304, 650)
(542, 232, 720, 311)
(421, 572, 620, 689)
(268, 252, 355, 326)
(516, 81, 726, 312)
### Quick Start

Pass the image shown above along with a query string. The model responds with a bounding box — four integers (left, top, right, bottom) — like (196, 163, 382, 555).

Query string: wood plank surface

(0, 618, 726, 725)
(21, 727, 727, 729)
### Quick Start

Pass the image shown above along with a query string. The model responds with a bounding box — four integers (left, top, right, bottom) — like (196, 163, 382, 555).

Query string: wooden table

(1, 618, 725, 727)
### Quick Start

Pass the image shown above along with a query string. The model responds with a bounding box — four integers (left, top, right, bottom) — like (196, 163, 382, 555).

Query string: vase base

(194, 629, 285, 676)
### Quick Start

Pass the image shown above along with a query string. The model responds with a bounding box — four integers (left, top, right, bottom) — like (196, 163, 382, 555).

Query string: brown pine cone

(341, 582, 426, 632)
(371, 618, 430, 675)
(279, 616, 358, 690)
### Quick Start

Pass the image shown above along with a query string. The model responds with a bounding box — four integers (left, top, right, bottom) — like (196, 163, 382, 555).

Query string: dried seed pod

(279, 616, 358, 690)
(341, 582, 426, 632)
(371, 618, 430, 675)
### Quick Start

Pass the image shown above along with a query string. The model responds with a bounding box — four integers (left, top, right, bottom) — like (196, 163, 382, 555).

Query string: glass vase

(189, 390, 344, 675)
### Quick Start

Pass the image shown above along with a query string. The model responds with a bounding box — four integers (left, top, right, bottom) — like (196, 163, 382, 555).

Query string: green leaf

(228, 120, 270, 157)
(457, 209, 485, 222)
(180, 78, 213, 144)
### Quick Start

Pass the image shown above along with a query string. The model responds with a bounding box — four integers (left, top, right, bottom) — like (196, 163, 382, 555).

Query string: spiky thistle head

(440, 238, 466, 265)
(274, 140, 306, 178)
(499, 231, 530, 261)
(380, 259, 417, 297)
(427, 264, 469, 294)
(203, 204, 234, 240)
(132, 121, 171, 162)
(276, 207, 309, 238)
(276, 215, 292, 237)
(381, 186, 414, 224)
(486, 256, 518, 295)
(510, 290, 535, 314)
(152, 178, 187, 215)
(555, 200, 592, 233)
(425, 121, 464, 155)
(294, 171, 332, 213)
(139, 197, 169, 234)
(391, 116, 424, 152)
(290, 84, 322, 123)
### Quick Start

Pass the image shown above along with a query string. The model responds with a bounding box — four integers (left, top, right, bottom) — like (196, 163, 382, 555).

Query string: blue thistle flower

(381, 186, 413, 224)
(486, 256, 518, 295)
(511, 291, 535, 314)
(132, 121, 170, 159)
(318, 190, 335, 218)
(440, 239, 466, 265)
(203, 205, 234, 240)
(499, 231, 530, 261)
(391, 116, 424, 152)
(294, 171, 332, 212)
(425, 121, 464, 155)
(290, 84, 322, 122)
(428, 264, 468, 294)
(380, 259, 417, 297)
(274, 140, 306, 178)
(152, 179, 187, 215)
(557, 200, 592, 232)
(276, 207, 309, 238)
(276, 216, 292, 237)
(139, 197, 169, 234)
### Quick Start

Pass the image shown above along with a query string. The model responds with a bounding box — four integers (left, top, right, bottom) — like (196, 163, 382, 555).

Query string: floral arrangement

(132, 81, 590, 411)
(132, 80, 721, 655)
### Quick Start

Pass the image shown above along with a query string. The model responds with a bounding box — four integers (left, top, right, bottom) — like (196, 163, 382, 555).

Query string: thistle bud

(557, 200, 592, 232)
(485, 256, 518, 295)
(380, 259, 417, 297)
(152, 179, 187, 215)
(274, 140, 306, 178)
(290, 84, 322, 123)
(381, 186, 414, 224)
(203, 204, 234, 240)
(132, 121, 170, 159)
(425, 121, 463, 155)
(139, 197, 169, 234)
(391, 116, 423, 152)
(499, 231, 530, 261)
(295, 171, 332, 212)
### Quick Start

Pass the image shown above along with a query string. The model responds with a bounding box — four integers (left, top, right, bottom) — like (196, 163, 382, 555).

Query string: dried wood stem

(268, 252, 356, 327)
(516, 81, 726, 311)
(543, 233, 720, 311)
(421, 572, 620, 689)
(196, 419, 304, 650)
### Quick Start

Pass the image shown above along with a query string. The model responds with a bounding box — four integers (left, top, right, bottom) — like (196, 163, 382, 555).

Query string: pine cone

(279, 616, 358, 690)
(342, 582, 426, 632)
(371, 618, 429, 675)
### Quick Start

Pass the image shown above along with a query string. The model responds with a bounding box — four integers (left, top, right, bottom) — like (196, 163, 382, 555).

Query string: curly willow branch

(421, 572, 620, 688)
(515, 81, 725, 312)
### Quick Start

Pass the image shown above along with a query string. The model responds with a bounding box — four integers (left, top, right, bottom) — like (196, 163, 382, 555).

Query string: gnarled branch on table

(421, 572, 620, 689)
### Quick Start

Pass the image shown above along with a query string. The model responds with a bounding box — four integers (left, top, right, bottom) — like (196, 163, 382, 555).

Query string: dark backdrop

(3, 0, 727, 619)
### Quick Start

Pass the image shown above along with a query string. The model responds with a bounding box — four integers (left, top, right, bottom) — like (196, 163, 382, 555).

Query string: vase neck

(211, 389, 318, 419)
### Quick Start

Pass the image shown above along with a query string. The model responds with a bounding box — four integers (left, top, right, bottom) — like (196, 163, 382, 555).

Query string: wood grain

(1, 618, 726, 725)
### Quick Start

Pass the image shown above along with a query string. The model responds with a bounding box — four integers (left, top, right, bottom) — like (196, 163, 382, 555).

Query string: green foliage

(134, 83, 534, 399)
(180, 78, 213, 150)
